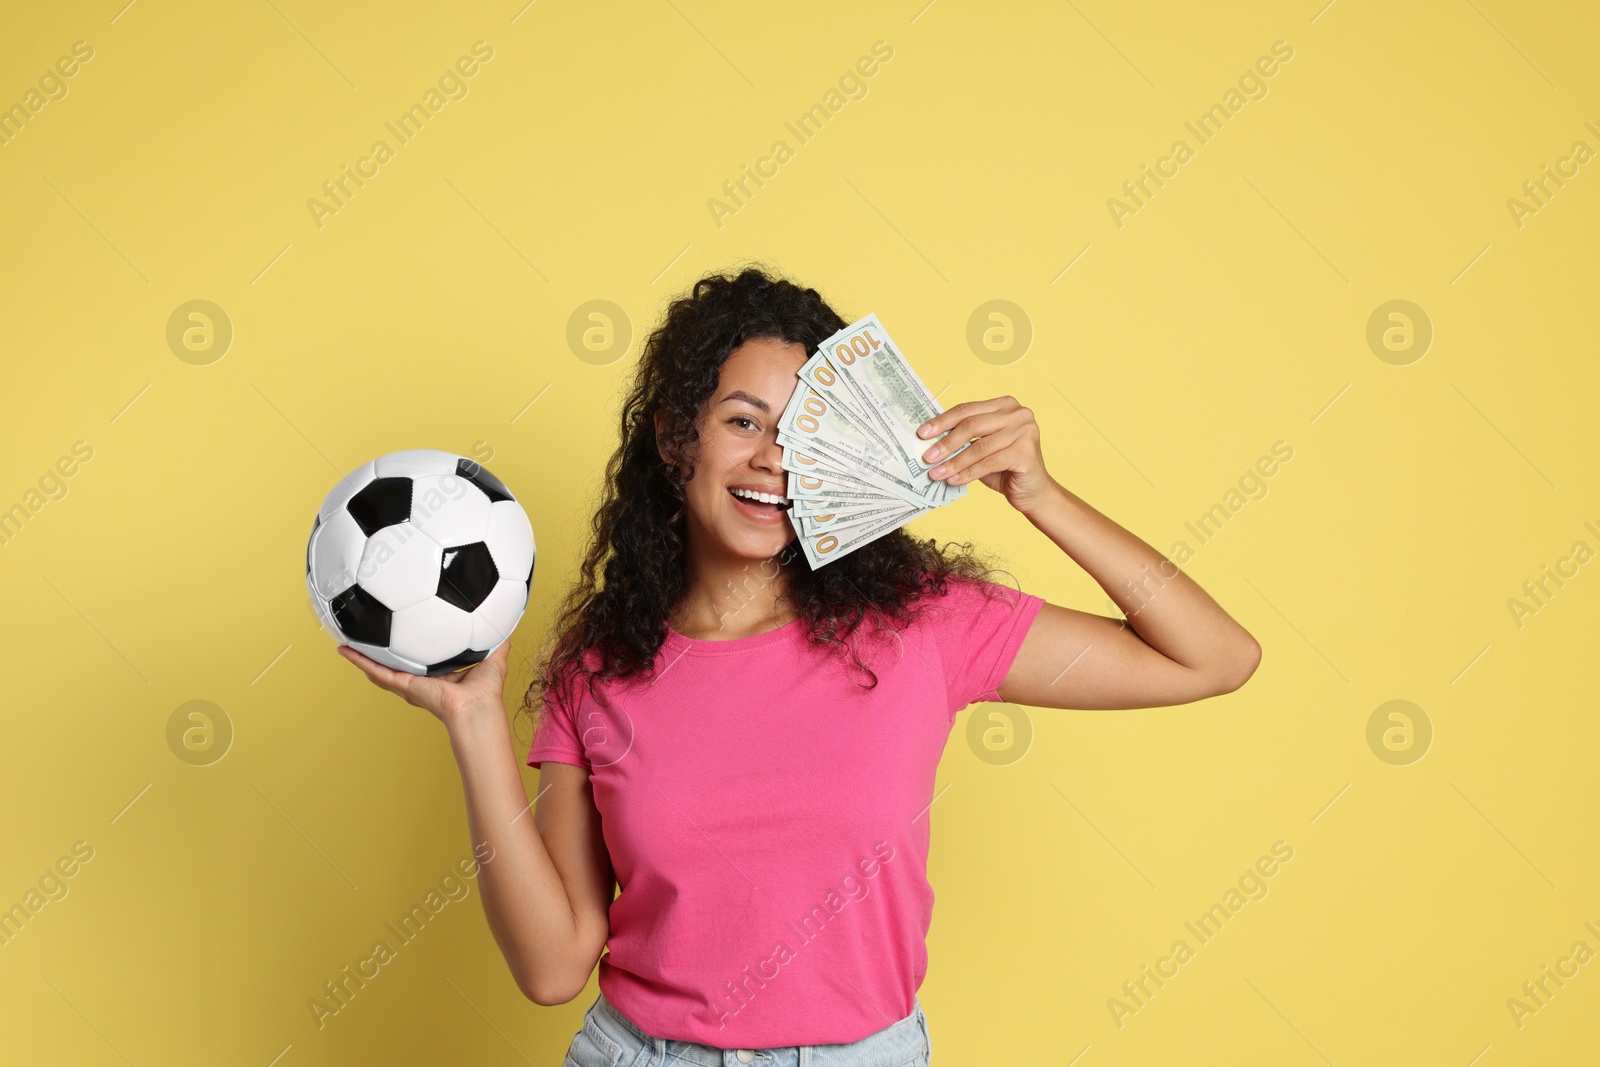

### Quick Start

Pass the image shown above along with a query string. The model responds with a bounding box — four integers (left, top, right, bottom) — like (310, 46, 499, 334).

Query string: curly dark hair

(520, 263, 1001, 732)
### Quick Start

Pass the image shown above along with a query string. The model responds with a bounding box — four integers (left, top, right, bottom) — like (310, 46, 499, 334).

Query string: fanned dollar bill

(779, 313, 965, 568)
(783, 445, 917, 502)
(813, 315, 971, 500)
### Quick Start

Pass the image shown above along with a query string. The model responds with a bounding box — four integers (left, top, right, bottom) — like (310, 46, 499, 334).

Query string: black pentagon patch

(426, 647, 490, 676)
(437, 542, 499, 612)
(346, 477, 412, 537)
(456, 458, 513, 503)
(330, 584, 392, 645)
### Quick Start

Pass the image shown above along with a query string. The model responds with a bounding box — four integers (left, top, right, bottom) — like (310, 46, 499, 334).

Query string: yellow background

(2, 0, 1596, 1063)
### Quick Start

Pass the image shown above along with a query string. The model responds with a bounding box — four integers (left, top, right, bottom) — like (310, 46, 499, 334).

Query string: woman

(340, 266, 1261, 1065)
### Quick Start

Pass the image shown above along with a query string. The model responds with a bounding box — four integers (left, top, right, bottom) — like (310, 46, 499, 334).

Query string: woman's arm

(445, 714, 615, 1003)
(339, 642, 615, 1004)
(919, 397, 1261, 710)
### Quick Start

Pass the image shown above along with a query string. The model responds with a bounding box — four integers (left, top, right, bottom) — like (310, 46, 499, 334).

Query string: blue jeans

(562, 989, 933, 1067)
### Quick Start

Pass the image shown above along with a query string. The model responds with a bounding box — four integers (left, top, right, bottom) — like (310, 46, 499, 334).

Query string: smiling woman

(655, 338, 807, 561)
(534, 267, 992, 691)
(337, 264, 1260, 1063)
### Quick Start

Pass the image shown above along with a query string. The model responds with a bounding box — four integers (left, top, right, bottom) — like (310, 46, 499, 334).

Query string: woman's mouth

(729, 486, 791, 522)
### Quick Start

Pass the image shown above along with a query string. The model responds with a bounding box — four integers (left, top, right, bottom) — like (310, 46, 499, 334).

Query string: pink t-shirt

(525, 577, 1045, 1047)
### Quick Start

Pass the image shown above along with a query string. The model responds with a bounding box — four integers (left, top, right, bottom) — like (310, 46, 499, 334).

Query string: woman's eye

(730, 416, 757, 431)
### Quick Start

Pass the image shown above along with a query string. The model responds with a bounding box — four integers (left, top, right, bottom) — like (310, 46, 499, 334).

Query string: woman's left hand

(918, 395, 1056, 515)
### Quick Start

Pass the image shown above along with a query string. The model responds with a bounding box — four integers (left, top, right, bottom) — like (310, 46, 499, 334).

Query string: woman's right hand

(337, 640, 513, 730)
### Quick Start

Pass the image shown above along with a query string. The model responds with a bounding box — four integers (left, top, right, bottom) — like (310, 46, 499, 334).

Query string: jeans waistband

(590, 989, 926, 1065)
(592, 989, 655, 1045)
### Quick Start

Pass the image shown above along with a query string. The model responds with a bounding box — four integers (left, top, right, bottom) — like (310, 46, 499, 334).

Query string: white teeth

(732, 488, 786, 505)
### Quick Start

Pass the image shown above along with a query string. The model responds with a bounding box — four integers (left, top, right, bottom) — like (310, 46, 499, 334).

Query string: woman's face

(672, 336, 808, 567)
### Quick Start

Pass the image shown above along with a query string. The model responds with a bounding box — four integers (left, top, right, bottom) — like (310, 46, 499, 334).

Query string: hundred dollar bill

(779, 380, 952, 504)
(816, 314, 968, 500)
(790, 499, 930, 569)
(799, 342, 969, 508)
(804, 343, 958, 508)
(791, 498, 897, 520)
(780, 388, 934, 511)
(778, 386, 940, 506)
(784, 451, 923, 514)
(789, 487, 901, 518)
(779, 424, 944, 511)
(782, 443, 932, 510)
(782, 446, 906, 499)
(776, 312, 973, 568)
(800, 501, 908, 532)
(776, 384, 901, 483)
(796, 348, 886, 447)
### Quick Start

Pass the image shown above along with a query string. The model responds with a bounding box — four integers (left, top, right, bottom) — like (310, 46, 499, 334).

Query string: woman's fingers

(918, 396, 1019, 442)
(482, 638, 513, 677)
(452, 638, 509, 684)
(921, 396, 1004, 438)
(922, 412, 1013, 464)
(942, 443, 1020, 485)
(338, 645, 398, 689)
(338, 645, 430, 706)
(932, 428, 1020, 481)
(338, 638, 513, 719)
(491, 636, 512, 663)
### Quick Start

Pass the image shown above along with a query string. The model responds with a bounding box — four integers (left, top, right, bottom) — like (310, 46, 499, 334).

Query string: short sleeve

(925, 578, 1047, 716)
(525, 682, 591, 771)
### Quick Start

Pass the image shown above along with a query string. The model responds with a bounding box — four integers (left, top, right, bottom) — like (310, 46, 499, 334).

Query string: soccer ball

(305, 449, 535, 676)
